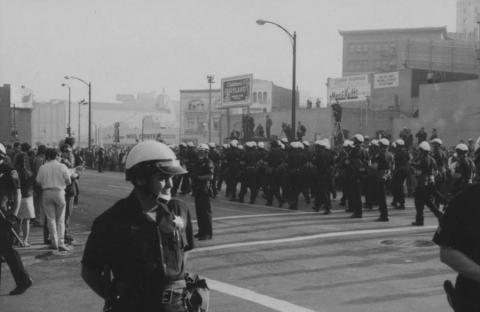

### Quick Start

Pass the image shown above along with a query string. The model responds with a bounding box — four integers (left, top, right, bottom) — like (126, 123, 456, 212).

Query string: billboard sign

(221, 74, 253, 108)
(327, 74, 371, 104)
(374, 71, 399, 89)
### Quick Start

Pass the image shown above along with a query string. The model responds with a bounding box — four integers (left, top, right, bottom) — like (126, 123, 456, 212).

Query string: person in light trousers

(36, 148, 71, 251)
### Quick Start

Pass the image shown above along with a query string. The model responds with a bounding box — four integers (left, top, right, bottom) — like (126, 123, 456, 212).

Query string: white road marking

(208, 278, 321, 312)
(193, 225, 437, 253)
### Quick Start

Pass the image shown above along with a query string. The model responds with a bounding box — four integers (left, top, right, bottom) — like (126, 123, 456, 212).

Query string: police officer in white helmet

(82, 141, 207, 311)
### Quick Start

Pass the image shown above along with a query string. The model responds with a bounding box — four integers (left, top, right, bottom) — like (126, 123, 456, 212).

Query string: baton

(0, 209, 25, 248)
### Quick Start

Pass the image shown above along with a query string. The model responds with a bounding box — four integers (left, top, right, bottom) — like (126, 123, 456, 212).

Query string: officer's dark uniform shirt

(0, 161, 20, 210)
(82, 192, 194, 307)
(433, 184, 480, 294)
(394, 148, 410, 170)
(314, 148, 334, 175)
(412, 155, 436, 187)
(191, 157, 214, 193)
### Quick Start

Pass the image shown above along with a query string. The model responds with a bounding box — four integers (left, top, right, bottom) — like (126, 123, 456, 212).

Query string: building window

(187, 118, 195, 129)
(258, 92, 263, 103)
(213, 119, 219, 131)
(263, 92, 268, 103)
(253, 92, 257, 103)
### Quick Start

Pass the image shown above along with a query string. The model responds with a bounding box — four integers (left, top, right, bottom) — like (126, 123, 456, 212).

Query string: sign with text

(374, 71, 399, 89)
(221, 74, 253, 108)
(327, 74, 371, 104)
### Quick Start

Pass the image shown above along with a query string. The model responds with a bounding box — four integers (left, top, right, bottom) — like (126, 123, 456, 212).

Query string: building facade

(339, 27, 448, 75)
(180, 79, 297, 144)
(31, 100, 66, 146)
(457, 0, 480, 41)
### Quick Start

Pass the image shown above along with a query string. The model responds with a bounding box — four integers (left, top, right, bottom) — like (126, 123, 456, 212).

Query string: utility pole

(207, 75, 215, 142)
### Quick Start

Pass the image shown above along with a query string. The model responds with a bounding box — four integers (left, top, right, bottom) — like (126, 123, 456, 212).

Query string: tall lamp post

(65, 75, 92, 148)
(78, 99, 87, 144)
(256, 18, 297, 140)
(207, 75, 215, 142)
(61, 83, 72, 136)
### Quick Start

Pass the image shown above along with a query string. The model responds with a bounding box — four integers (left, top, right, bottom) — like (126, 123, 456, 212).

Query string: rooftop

(339, 26, 448, 37)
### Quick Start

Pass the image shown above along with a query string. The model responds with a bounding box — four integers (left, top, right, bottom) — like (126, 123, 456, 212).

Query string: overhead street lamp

(256, 18, 297, 141)
(61, 83, 72, 136)
(207, 75, 215, 142)
(64, 75, 92, 148)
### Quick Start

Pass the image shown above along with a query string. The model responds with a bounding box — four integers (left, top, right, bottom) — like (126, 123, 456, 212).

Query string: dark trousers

(348, 178, 362, 217)
(0, 219, 30, 287)
(377, 179, 388, 218)
(391, 168, 408, 205)
(194, 190, 212, 237)
(238, 169, 259, 203)
(226, 171, 239, 200)
(287, 172, 302, 210)
(314, 174, 331, 211)
(266, 172, 283, 205)
(414, 186, 442, 224)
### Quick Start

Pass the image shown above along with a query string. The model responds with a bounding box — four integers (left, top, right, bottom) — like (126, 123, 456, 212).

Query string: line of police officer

(171, 135, 480, 225)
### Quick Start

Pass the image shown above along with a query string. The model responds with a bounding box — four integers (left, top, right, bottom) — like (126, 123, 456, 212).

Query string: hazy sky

(0, 0, 457, 103)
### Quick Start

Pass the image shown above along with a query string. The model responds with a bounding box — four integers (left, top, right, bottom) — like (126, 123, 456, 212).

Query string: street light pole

(207, 75, 215, 142)
(61, 83, 71, 136)
(65, 75, 92, 148)
(257, 19, 297, 141)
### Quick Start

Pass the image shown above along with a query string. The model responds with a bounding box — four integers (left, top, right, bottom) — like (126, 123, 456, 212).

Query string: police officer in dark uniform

(286, 142, 306, 210)
(238, 142, 260, 204)
(190, 144, 214, 240)
(225, 140, 241, 201)
(347, 135, 367, 218)
(207, 142, 220, 198)
(433, 182, 480, 311)
(312, 139, 334, 214)
(411, 141, 443, 226)
(373, 139, 393, 221)
(265, 140, 285, 207)
(0, 143, 32, 295)
(391, 139, 409, 210)
(431, 138, 448, 208)
(450, 143, 474, 196)
(81, 141, 196, 311)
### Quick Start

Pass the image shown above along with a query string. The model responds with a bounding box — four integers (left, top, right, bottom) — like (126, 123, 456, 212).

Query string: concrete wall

(14, 108, 32, 144)
(32, 101, 66, 146)
(417, 78, 480, 147)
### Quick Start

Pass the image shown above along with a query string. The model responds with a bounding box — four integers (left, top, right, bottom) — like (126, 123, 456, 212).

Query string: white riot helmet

(431, 138, 443, 145)
(208, 142, 216, 148)
(353, 134, 364, 144)
(370, 139, 379, 147)
(455, 143, 469, 153)
(230, 139, 238, 147)
(379, 138, 390, 147)
(197, 143, 210, 151)
(418, 141, 431, 152)
(395, 139, 405, 146)
(302, 141, 310, 147)
(258, 142, 265, 149)
(475, 137, 480, 153)
(125, 141, 187, 181)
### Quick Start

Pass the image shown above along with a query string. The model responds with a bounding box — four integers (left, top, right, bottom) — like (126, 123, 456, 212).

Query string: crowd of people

(170, 130, 479, 225)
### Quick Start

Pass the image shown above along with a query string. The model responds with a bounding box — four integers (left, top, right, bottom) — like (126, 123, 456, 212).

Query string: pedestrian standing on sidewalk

(82, 141, 203, 312)
(35, 148, 72, 251)
(14, 152, 36, 247)
(0, 143, 32, 295)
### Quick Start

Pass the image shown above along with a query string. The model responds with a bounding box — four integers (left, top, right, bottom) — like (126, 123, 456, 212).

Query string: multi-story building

(31, 100, 65, 146)
(339, 27, 448, 75)
(179, 79, 297, 144)
(457, 0, 480, 41)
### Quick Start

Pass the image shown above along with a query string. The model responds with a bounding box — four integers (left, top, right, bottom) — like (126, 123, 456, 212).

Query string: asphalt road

(0, 170, 455, 312)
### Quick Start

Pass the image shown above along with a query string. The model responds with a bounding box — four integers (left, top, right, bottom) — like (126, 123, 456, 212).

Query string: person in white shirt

(36, 148, 71, 251)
